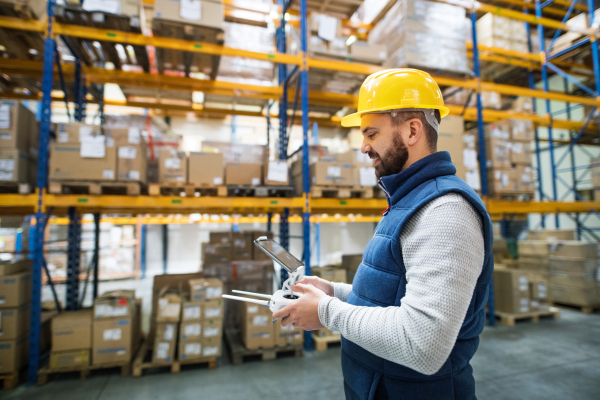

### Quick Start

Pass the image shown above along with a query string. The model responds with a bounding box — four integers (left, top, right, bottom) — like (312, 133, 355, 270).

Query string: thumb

(296, 276, 318, 285)
(290, 282, 311, 294)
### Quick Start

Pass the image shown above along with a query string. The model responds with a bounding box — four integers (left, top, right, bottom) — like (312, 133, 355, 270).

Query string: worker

(272, 69, 493, 400)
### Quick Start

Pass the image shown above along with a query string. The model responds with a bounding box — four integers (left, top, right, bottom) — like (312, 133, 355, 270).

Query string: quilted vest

(341, 151, 493, 400)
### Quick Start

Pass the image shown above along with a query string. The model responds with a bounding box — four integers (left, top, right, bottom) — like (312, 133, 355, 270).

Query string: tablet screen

(254, 239, 304, 272)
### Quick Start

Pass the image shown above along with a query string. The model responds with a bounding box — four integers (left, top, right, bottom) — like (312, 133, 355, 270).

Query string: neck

(402, 147, 435, 171)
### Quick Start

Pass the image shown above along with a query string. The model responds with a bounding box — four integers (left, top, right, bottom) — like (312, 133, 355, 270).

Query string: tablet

(254, 238, 304, 273)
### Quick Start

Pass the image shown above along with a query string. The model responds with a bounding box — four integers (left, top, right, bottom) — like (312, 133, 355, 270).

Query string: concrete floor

(5, 309, 599, 400)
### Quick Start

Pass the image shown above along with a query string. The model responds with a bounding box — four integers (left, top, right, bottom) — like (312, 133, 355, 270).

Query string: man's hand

(295, 276, 334, 297)
(272, 283, 328, 331)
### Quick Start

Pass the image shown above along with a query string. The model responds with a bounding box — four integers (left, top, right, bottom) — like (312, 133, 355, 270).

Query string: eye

(368, 133, 376, 140)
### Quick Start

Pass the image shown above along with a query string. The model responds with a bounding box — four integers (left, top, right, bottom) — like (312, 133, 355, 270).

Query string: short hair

(390, 109, 440, 152)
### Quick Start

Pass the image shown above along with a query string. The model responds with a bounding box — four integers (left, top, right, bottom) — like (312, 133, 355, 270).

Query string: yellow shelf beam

(478, 0, 587, 19)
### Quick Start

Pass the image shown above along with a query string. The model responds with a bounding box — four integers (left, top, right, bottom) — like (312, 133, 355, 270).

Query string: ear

(406, 118, 425, 147)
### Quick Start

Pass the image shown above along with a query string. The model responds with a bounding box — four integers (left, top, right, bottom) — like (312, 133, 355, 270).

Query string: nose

(361, 140, 371, 154)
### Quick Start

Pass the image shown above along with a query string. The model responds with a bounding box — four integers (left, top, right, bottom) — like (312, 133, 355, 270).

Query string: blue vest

(341, 151, 493, 400)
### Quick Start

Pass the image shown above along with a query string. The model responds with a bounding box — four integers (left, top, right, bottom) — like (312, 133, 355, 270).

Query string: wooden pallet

(48, 180, 143, 195)
(37, 360, 131, 385)
(550, 301, 600, 315)
(0, 372, 19, 390)
(132, 338, 217, 377)
(228, 185, 295, 198)
(149, 183, 227, 197)
(494, 307, 561, 326)
(224, 329, 303, 365)
(312, 333, 341, 351)
(311, 185, 373, 199)
(152, 19, 223, 79)
(54, 5, 149, 72)
(0, 182, 31, 194)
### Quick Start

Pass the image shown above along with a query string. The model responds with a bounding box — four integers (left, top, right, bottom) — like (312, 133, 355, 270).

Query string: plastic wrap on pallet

(368, 0, 468, 74)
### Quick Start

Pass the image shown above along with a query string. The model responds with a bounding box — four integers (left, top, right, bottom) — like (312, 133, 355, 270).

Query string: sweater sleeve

(317, 194, 484, 375)
(332, 282, 353, 302)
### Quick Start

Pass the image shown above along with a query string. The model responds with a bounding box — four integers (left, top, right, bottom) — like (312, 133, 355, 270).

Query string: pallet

(224, 329, 303, 365)
(37, 360, 131, 385)
(149, 183, 227, 197)
(312, 333, 341, 351)
(48, 180, 143, 195)
(54, 5, 149, 72)
(132, 338, 217, 377)
(550, 301, 600, 315)
(228, 185, 295, 198)
(494, 307, 561, 326)
(311, 185, 373, 199)
(152, 19, 223, 79)
(0, 182, 31, 194)
(0, 372, 19, 390)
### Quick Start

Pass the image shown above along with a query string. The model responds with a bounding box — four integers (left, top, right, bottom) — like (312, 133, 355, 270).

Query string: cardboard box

(54, 122, 101, 144)
(548, 241, 600, 259)
(528, 230, 576, 241)
(493, 269, 530, 314)
(154, 0, 224, 29)
(150, 273, 203, 324)
(92, 317, 136, 365)
(487, 168, 519, 194)
(202, 299, 223, 320)
(51, 310, 92, 352)
(309, 161, 352, 186)
(349, 41, 387, 64)
(232, 232, 252, 260)
(342, 254, 363, 283)
(0, 336, 28, 374)
(189, 278, 224, 301)
(312, 267, 347, 283)
(484, 137, 511, 169)
(182, 301, 203, 322)
(0, 148, 35, 184)
(241, 303, 274, 349)
(0, 303, 30, 340)
(274, 323, 304, 347)
(516, 165, 534, 193)
(0, 270, 32, 308)
(94, 290, 136, 320)
(202, 243, 232, 264)
(209, 231, 231, 244)
(49, 142, 116, 181)
(156, 292, 182, 322)
(510, 142, 531, 165)
(178, 338, 203, 360)
(511, 98, 534, 114)
(180, 321, 202, 340)
(264, 159, 289, 185)
(202, 318, 223, 338)
(438, 115, 466, 181)
(549, 257, 600, 276)
(50, 349, 90, 369)
(153, 340, 175, 363)
(225, 163, 262, 185)
(314, 328, 340, 337)
(0, 101, 38, 155)
(81, 0, 140, 17)
(510, 119, 534, 142)
(517, 257, 549, 271)
(519, 241, 549, 257)
(200, 335, 222, 357)
(0, 258, 31, 276)
(155, 322, 178, 342)
(550, 284, 599, 306)
(158, 149, 187, 184)
(188, 152, 224, 186)
(202, 141, 266, 165)
(117, 141, 148, 183)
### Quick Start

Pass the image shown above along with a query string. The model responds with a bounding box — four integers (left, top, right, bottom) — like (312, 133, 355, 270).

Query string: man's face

(360, 113, 409, 180)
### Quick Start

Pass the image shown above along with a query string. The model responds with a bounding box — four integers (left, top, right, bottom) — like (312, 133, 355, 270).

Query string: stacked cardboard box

(202, 142, 268, 186)
(368, 0, 468, 74)
(312, 266, 347, 284)
(92, 290, 140, 365)
(341, 254, 363, 284)
(0, 259, 32, 374)
(50, 310, 92, 369)
(0, 101, 38, 187)
(494, 268, 531, 314)
(158, 149, 187, 184)
(336, 149, 376, 188)
(548, 241, 600, 307)
(76, 0, 141, 17)
(443, 89, 504, 110)
(188, 152, 224, 186)
(154, 0, 224, 30)
(462, 129, 481, 192)
(241, 302, 274, 349)
(154, 289, 181, 363)
(438, 116, 471, 186)
(528, 229, 576, 241)
(291, 146, 351, 191)
(476, 12, 529, 53)
(518, 240, 550, 272)
(188, 278, 224, 357)
(105, 127, 148, 183)
(50, 123, 116, 181)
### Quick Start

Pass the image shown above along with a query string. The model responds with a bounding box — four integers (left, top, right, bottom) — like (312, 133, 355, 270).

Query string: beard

(369, 133, 409, 180)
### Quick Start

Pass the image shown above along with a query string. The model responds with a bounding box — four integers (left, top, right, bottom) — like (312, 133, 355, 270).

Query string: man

(272, 69, 493, 400)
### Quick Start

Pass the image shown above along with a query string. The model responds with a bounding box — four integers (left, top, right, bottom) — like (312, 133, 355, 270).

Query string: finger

(272, 304, 293, 320)
(290, 283, 310, 294)
(296, 276, 317, 284)
(281, 317, 296, 328)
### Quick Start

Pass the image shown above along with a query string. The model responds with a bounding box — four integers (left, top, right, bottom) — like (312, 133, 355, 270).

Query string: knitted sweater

(318, 193, 485, 375)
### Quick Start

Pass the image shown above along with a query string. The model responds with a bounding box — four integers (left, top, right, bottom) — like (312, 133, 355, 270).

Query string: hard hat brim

(341, 105, 450, 127)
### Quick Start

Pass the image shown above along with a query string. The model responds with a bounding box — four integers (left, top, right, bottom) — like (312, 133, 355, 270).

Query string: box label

(103, 328, 122, 341)
(180, 0, 201, 21)
(0, 104, 10, 129)
(0, 159, 14, 171)
(156, 342, 170, 359)
(128, 171, 140, 180)
(267, 161, 288, 183)
(327, 166, 341, 177)
(252, 316, 268, 326)
(83, 0, 121, 14)
(128, 127, 141, 144)
(205, 308, 221, 318)
(519, 298, 529, 313)
(184, 305, 201, 320)
(119, 147, 137, 159)
(184, 324, 201, 337)
(95, 304, 128, 318)
(0, 171, 13, 180)
(165, 158, 181, 169)
(203, 346, 219, 356)
(204, 327, 220, 337)
(519, 276, 528, 291)
(213, 177, 223, 185)
(538, 283, 547, 298)
(359, 167, 376, 187)
(206, 287, 222, 299)
(81, 136, 106, 158)
(185, 343, 201, 355)
(252, 177, 260, 186)
(248, 305, 259, 314)
(79, 126, 94, 140)
(103, 170, 115, 179)
(163, 324, 175, 341)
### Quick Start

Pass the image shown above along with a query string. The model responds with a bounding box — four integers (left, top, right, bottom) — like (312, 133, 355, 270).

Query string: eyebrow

(362, 127, 378, 134)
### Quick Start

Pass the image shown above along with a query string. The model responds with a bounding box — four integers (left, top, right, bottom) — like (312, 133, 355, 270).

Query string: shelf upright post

(536, 0, 559, 228)
(28, 0, 57, 384)
(470, 9, 494, 326)
(563, 78, 581, 239)
(524, 9, 545, 227)
(300, 0, 312, 351)
(66, 206, 82, 310)
(162, 224, 168, 274)
(93, 212, 100, 299)
(141, 224, 147, 279)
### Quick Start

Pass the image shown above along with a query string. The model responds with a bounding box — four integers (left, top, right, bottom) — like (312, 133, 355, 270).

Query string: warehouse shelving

(0, 0, 600, 383)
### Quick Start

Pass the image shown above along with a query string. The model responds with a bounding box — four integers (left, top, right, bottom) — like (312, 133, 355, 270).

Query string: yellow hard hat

(341, 68, 450, 127)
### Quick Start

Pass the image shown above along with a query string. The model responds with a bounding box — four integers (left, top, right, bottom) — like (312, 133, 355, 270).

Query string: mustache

(368, 151, 379, 160)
